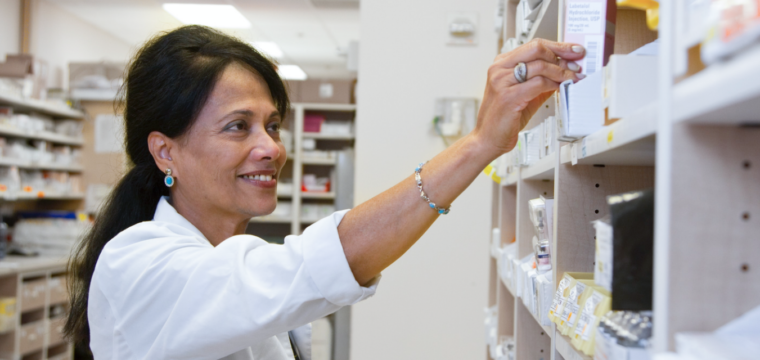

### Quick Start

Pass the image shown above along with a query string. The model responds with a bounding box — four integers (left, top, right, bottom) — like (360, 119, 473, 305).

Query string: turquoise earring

(164, 169, 174, 187)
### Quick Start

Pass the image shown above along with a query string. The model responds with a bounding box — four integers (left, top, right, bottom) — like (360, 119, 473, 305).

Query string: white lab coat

(88, 197, 379, 360)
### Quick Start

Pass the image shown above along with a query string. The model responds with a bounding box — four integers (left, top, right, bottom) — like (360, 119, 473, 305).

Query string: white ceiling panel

(43, 0, 359, 78)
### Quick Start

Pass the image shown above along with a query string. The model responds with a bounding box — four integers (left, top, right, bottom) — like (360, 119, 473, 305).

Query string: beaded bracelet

(415, 162, 451, 215)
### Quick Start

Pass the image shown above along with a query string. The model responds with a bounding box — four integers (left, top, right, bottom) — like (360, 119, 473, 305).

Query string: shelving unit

(246, 102, 356, 234)
(487, 1, 759, 360)
(0, 257, 71, 360)
(0, 95, 84, 359)
(0, 94, 87, 207)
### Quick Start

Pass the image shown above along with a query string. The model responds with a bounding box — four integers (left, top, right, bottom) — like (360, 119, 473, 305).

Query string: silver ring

(514, 62, 527, 83)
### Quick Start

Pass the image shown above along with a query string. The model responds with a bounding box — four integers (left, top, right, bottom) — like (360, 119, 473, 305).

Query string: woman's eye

(225, 121, 247, 132)
(267, 122, 281, 133)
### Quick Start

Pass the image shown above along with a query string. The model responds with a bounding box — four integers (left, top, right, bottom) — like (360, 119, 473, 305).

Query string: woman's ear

(148, 131, 177, 176)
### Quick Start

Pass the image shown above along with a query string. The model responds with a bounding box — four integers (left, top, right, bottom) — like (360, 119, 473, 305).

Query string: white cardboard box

(605, 55, 658, 120)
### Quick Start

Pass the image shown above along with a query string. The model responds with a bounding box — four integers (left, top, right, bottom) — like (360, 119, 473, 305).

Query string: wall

(0, 0, 21, 58)
(353, 0, 498, 359)
(30, 0, 133, 90)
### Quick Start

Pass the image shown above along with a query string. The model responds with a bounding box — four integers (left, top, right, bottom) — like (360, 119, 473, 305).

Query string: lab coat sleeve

(93, 210, 379, 360)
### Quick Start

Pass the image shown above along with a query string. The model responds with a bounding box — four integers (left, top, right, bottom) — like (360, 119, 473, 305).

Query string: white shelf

(296, 103, 356, 111)
(0, 125, 84, 146)
(526, 302, 553, 338)
(0, 93, 84, 119)
(70, 88, 119, 101)
(301, 192, 335, 200)
(560, 103, 658, 166)
(302, 132, 354, 140)
(302, 157, 336, 165)
(526, 0, 559, 42)
(521, 154, 555, 180)
(277, 189, 293, 198)
(0, 157, 83, 172)
(674, 43, 760, 125)
(501, 171, 519, 186)
(555, 333, 592, 360)
(249, 216, 292, 224)
(0, 192, 84, 201)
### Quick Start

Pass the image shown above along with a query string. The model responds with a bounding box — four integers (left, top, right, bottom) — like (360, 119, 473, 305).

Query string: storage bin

(48, 317, 66, 346)
(48, 277, 67, 305)
(19, 321, 44, 354)
(21, 279, 46, 311)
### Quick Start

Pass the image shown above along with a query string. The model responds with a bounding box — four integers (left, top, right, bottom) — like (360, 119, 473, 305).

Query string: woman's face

(171, 62, 286, 220)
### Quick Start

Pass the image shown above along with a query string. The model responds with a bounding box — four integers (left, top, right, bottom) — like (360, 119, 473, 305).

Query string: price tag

(571, 143, 579, 165)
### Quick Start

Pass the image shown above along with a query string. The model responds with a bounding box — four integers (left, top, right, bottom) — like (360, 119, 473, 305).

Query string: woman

(65, 25, 583, 359)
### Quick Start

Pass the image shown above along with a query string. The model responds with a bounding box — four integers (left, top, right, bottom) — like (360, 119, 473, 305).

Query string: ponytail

(65, 164, 167, 346)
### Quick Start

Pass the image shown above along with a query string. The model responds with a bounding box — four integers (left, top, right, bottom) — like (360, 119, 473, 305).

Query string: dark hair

(65, 25, 289, 347)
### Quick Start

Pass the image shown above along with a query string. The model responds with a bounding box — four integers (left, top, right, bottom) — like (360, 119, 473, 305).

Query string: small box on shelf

(18, 321, 44, 355)
(298, 80, 354, 104)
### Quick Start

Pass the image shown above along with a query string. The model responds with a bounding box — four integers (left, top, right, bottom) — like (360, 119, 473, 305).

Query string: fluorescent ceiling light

(163, 3, 251, 28)
(251, 42, 283, 59)
(278, 65, 307, 80)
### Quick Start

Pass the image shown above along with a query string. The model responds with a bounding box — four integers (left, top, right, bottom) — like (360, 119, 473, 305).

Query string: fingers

(510, 76, 561, 107)
(496, 38, 585, 69)
(536, 38, 586, 60)
(507, 59, 583, 86)
(559, 59, 582, 73)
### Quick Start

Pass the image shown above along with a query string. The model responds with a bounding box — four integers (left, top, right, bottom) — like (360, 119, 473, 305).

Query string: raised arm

(338, 39, 586, 285)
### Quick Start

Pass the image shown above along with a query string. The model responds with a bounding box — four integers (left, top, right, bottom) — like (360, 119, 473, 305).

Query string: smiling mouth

(240, 174, 274, 181)
(238, 173, 277, 189)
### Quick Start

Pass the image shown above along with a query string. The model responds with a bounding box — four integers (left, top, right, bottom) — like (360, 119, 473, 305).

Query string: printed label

(574, 291, 604, 339)
(583, 35, 603, 74)
(566, 2, 604, 34)
(559, 282, 586, 325)
(549, 277, 571, 316)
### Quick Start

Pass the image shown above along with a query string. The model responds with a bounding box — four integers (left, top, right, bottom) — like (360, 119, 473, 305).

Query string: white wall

(0, 0, 21, 59)
(353, 0, 498, 359)
(30, 0, 133, 90)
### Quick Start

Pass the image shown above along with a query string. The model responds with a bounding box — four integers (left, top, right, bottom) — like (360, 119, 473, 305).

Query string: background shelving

(487, 1, 759, 360)
(0, 91, 87, 359)
(0, 94, 84, 120)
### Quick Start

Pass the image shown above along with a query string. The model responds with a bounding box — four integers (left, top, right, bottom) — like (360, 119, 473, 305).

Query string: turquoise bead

(429, 203, 435, 208)
(438, 209, 445, 214)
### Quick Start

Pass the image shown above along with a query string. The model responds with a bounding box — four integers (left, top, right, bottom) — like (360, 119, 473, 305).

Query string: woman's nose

(250, 131, 281, 161)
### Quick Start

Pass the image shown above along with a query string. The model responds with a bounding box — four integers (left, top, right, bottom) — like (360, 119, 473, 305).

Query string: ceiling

(45, 0, 360, 79)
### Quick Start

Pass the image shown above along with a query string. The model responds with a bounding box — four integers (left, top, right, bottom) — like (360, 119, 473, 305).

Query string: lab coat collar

(153, 196, 209, 243)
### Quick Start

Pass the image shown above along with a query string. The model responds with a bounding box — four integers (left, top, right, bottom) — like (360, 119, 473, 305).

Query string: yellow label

(607, 130, 614, 144)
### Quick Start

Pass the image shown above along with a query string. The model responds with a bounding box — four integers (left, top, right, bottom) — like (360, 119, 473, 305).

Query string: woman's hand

(473, 39, 586, 155)
(338, 39, 587, 286)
